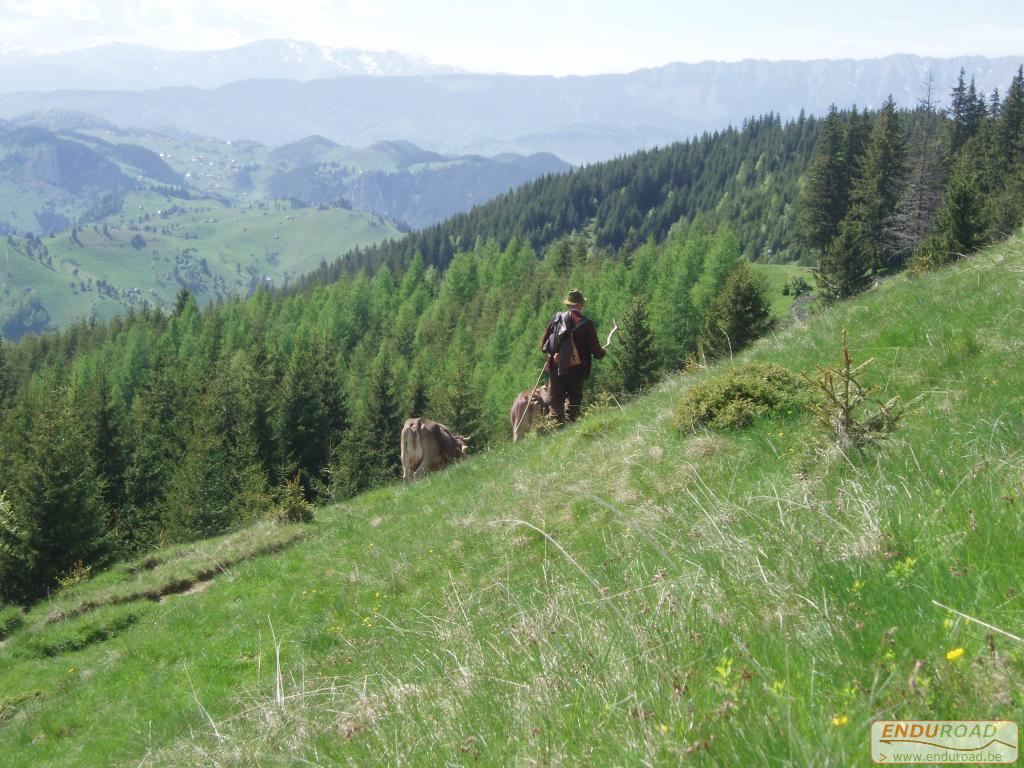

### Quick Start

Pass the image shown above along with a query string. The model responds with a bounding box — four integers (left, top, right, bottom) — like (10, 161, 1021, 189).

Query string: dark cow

(401, 417, 469, 482)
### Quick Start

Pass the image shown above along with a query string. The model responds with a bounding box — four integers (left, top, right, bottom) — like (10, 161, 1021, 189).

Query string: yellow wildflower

(946, 647, 965, 661)
(832, 715, 849, 726)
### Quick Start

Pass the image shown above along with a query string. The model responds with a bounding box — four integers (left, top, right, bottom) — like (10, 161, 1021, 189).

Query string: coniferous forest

(1, 68, 1023, 605)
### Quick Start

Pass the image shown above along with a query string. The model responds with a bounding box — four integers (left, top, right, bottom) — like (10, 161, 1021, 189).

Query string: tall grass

(0, 237, 1022, 766)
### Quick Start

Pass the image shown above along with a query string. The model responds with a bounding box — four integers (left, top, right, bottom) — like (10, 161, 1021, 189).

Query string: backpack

(543, 311, 588, 375)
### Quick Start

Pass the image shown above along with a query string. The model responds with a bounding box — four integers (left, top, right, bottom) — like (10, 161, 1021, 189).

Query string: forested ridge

(294, 111, 823, 286)
(1, 67, 1023, 605)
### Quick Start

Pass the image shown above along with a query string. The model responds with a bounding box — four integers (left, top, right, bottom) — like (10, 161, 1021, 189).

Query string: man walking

(540, 289, 607, 424)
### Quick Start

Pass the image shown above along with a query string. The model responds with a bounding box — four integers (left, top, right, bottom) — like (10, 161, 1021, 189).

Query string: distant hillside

(0, 122, 183, 234)
(0, 119, 569, 337)
(265, 140, 571, 229)
(0, 39, 460, 94)
(0, 196, 400, 340)
(2, 54, 1021, 162)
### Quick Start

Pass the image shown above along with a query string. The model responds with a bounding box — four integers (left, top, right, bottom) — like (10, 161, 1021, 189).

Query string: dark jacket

(540, 308, 606, 378)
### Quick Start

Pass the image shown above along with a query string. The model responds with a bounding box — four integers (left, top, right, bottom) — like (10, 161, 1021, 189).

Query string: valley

(0, 117, 568, 338)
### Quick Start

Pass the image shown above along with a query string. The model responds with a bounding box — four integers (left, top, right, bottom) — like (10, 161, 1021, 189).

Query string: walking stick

(603, 319, 620, 351)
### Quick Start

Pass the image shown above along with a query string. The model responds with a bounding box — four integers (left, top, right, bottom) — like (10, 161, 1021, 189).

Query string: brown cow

(401, 417, 469, 482)
(510, 384, 551, 442)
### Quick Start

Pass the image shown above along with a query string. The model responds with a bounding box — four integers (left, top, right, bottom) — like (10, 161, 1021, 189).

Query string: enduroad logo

(871, 720, 1018, 764)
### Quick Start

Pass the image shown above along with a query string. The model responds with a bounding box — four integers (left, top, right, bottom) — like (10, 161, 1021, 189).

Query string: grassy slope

(1, 237, 1023, 765)
(751, 262, 813, 318)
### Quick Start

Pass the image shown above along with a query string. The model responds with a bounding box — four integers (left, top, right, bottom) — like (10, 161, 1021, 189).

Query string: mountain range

(0, 39, 460, 94)
(1, 52, 1022, 163)
(0, 116, 570, 234)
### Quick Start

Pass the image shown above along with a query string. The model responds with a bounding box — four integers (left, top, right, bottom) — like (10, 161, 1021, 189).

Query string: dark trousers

(549, 369, 586, 423)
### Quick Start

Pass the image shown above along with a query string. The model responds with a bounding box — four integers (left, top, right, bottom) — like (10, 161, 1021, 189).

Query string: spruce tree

(814, 221, 873, 301)
(331, 354, 403, 498)
(843, 106, 871, 192)
(173, 287, 193, 317)
(275, 344, 330, 488)
(242, 338, 281, 483)
(366, 353, 404, 466)
(0, 384, 108, 604)
(998, 66, 1024, 170)
(78, 371, 127, 508)
(933, 159, 986, 257)
(161, 360, 270, 540)
(427, 331, 482, 439)
(950, 69, 971, 153)
(699, 262, 772, 357)
(121, 348, 183, 548)
(847, 95, 908, 272)
(796, 105, 849, 253)
(613, 295, 661, 393)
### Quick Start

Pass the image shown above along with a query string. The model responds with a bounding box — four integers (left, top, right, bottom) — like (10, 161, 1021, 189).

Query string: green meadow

(2, 196, 400, 336)
(0, 234, 1021, 765)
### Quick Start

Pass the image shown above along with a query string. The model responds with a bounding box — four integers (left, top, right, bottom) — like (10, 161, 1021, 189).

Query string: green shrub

(672, 362, 812, 432)
(267, 475, 315, 525)
(0, 604, 24, 639)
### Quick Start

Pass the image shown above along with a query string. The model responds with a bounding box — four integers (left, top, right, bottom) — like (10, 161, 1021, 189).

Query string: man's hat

(563, 288, 586, 305)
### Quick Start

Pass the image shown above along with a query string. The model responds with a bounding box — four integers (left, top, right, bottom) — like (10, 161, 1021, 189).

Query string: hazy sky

(1, 0, 1022, 75)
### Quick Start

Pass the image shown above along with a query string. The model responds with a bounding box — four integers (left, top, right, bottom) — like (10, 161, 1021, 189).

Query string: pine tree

(74, 370, 129, 544)
(275, 343, 330, 488)
(0, 384, 108, 604)
(950, 69, 971, 153)
(173, 287, 193, 317)
(814, 221, 873, 301)
(119, 341, 193, 551)
(796, 105, 849, 253)
(998, 66, 1024, 170)
(843, 106, 871, 192)
(699, 261, 773, 357)
(846, 95, 908, 272)
(613, 295, 661, 393)
(366, 353, 404, 465)
(330, 354, 403, 499)
(932, 158, 986, 258)
(427, 330, 482, 439)
(161, 361, 270, 540)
